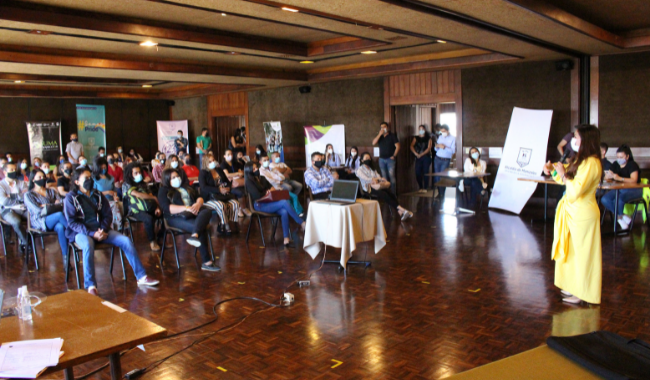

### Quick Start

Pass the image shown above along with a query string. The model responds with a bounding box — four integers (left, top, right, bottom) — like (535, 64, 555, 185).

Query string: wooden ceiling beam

(307, 37, 387, 56)
(0, 72, 151, 85)
(0, 0, 307, 56)
(160, 83, 263, 99)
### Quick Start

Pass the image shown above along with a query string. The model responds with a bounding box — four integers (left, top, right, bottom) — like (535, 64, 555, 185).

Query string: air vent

(386, 36, 407, 41)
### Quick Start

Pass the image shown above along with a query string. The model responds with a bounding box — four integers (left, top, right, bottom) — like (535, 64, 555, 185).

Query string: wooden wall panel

(207, 92, 248, 157)
(387, 70, 458, 107)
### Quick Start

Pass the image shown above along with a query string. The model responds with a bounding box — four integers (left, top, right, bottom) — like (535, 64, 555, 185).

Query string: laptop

(320, 180, 359, 205)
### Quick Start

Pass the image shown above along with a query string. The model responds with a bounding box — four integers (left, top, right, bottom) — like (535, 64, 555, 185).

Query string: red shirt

(182, 165, 200, 185)
(108, 164, 123, 184)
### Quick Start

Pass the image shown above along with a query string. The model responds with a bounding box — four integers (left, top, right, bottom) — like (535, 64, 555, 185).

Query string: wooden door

(394, 105, 418, 195)
(213, 115, 245, 159)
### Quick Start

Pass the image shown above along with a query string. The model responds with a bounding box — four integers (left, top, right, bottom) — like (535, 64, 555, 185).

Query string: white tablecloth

(303, 199, 387, 268)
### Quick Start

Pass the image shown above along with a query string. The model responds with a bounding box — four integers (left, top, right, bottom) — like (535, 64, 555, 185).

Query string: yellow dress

(552, 156, 602, 304)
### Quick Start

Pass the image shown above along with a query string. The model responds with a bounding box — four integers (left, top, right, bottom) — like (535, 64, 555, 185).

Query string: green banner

(75, 104, 106, 159)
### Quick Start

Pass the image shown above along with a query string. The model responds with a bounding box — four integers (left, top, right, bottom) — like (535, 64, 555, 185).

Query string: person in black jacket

(158, 168, 220, 272)
(244, 162, 304, 248)
(199, 155, 240, 235)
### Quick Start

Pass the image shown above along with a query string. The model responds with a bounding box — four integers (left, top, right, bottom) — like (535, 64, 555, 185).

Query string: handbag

(256, 189, 290, 203)
(40, 204, 63, 217)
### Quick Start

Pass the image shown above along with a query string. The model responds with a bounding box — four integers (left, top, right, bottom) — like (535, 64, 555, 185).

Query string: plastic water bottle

(16, 287, 23, 320)
(21, 286, 32, 321)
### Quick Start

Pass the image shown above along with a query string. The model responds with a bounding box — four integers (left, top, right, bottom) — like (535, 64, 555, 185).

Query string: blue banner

(76, 104, 106, 159)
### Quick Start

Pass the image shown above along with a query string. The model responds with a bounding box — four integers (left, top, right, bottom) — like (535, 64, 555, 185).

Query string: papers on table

(0, 338, 64, 379)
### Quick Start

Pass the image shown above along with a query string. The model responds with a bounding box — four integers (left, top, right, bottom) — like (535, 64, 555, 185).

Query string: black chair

(245, 194, 280, 247)
(159, 218, 216, 270)
(66, 241, 125, 289)
(360, 187, 394, 217)
(0, 215, 13, 256)
(26, 211, 57, 270)
(601, 197, 649, 235)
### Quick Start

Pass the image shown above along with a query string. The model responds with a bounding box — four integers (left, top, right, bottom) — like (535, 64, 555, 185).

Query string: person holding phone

(601, 144, 641, 230)
(372, 122, 399, 194)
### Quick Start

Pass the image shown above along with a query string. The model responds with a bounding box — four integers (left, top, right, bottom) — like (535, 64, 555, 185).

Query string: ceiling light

(228, 51, 241, 55)
(300, 61, 314, 64)
(142, 84, 152, 88)
(28, 30, 51, 35)
(281, 7, 299, 12)
(139, 41, 158, 47)
(437, 40, 447, 43)
(14, 80, 24, 83)
(221, 13, 227, 16)
(360, 50, 377, 54)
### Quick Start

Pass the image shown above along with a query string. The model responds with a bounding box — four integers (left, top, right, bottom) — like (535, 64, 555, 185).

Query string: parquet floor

(1, 194, 649, 379)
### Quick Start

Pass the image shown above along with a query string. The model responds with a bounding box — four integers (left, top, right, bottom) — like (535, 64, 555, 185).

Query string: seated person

(254, 144, 267, 163)
(96, 146, 106, 160)
(124, 162, 163, 251)
(107, 155, 124, 198)
(92, 157, 123, 231)
(54, 155, 66, 177)
(152, 152, 166, 183)
(178, 151, 187, 167)
(304, 152, 338, 200)
(116, 146, 125, 163)
(18, 159, 30, 182)
(269, 152, 302, 195)
(356, 152, 413, 221)
(0, 161, 29, 252)
(128, 149, 144, 163)
(244, 162, 305, 248)
(342, 146, 361, 180)
(600, 142, 612, 171)
(158, 168, 220, 272)
(324, 143, 341, 168)
(64, 167, 159, 295)
(40, 160, 58, 189)
(462, 147, 488, 208)
(77, 155, 89, 170)
(180, 155, 200, 185)
(220, 150, 249, 218)
(199, 155, 241, 235)
(57, 162, 73, 197)
(33, 156, 43, 170)
(259, 155, 303, 216)
(236, 151, 247, 167)
(24, 169, 68, 257)
(602, 144, 641, 230)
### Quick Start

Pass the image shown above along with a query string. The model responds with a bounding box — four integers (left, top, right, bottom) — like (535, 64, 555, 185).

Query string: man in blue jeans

(433, 124, 456, 199)
(372, 122, 400, 194)
(64, 167, 158, 296)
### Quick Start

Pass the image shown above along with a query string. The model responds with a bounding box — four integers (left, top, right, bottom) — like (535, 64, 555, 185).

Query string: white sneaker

(622, 215, 632, 224)
(617, 218, 630, 230)
(401, 210, 413, 221)
(458, 180, 465, 193)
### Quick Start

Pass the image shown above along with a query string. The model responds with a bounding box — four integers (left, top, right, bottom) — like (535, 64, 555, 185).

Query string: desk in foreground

(0, 290, 167, 379)
(446, 345, 603, 380)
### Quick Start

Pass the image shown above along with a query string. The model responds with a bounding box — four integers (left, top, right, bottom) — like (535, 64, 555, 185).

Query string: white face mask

(382, 128, 388, 134)
(208, 161, 217, 170)
(471, 152, 479, 160)
(171, 161, 179, 169)
(118, 149, 123, 153)
(441, 131, 448, 137)
(262, 161, 269, 168)
(327, 149, 333, 154)
(20, 163, 27, 170)
(419, 130, 425, 136)
(351, 151, 357, 156)
(225, 155, 232, 161)
(171, 177, 182, 188)
(570, 137, 579, 152)
(256, 150, 261, 155)
(134, 174, 143, 183)
(99, 153, 104, 157)
(42, 167, 50, 174)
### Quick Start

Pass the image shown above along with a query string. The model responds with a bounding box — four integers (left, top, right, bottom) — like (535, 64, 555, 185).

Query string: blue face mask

(274, 157, 281, 163)
(101, 168, 107, 174)
(262, 161, 269, 168)
(60, 159, 65, 164)
(134, 174, 143, 183)
(471, 152, 479, 160)
(79, 159, 87, 166)
(617, 158, 627, 166)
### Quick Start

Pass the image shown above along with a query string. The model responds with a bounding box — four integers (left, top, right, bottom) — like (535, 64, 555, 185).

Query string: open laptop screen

(330, 180, 358, 202)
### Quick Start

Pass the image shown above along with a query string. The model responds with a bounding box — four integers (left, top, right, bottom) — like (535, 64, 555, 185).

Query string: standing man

(196, 128, 212, 165)
(304, 152, 337, 200)
(175, 130, 188, 155)
(432, 124, 456, 199)
(372, 122, 400, 194)
(0, 162, 29, 252)
(66, 133, 84, 165)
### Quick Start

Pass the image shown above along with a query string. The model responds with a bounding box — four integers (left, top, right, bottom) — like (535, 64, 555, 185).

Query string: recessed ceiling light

(300, 61, 314, 64)
(139, 41, 158, 47)
(437, 40, 447, 43)
(221, 13, 227, 16)
(228, 51, 241, 55)
(14, 80, 24, 83)
(281, 7, 299, 12)
(142, 84, 152, 88)
(361, 50, 377, 54)
(28, 30, 51, 35)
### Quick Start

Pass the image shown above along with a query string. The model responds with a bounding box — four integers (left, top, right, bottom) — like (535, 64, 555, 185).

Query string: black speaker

(299, 85, 311, 94)
(555, 59, 574, 71)
(166, 100, 176, 106)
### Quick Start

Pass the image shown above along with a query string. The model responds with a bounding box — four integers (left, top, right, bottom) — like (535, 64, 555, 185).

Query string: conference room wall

(0, 98, 169, 162)
(170, 96, 208, 162)
(461, 60, 572, 161)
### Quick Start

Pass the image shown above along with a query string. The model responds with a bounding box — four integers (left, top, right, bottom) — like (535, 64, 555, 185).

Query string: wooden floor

(1, 195, 649, 380)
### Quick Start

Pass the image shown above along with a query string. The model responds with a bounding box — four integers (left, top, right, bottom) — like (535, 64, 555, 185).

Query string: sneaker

(88, 286, 98, 296)
(284, 240, 296, 248)
(150, 241, 161, 251)
(137, 276, 160, 286)
(201, 262, 221, 272)
(401, 210, 413, 221)
(562, 296, 582, 304)
(617, 218, 630, 230)
(560, 290, 572, 297)
(186, 237, 201, 247)
(458, 180, 465, 193)
(622, 215, 632, 224)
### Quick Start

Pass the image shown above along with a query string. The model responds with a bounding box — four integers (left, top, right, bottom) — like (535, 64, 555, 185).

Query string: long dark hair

(161, 168, 196, 199)
(418, 125, 429, 138)
(92, 156, 112, 180)
(244, 161, 258, 181)
(70, 167, 92, 192)
(124, 162, 145, 188)
(360, 152, 373, 169)
(617, 144, 634, 162)
(255, 144, 266, 159)
(28, 168, 45, 190)
(348, 146, 359, 162)
(566, 125, 601, 181)
(469, 147, 480, 166)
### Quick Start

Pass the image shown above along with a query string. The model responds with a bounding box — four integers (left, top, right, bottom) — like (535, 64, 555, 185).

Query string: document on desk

(0, 338, 64, 378)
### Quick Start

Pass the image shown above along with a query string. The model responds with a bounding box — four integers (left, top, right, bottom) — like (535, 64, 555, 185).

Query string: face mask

(7, 158, 12, 163)
(382, 128, 388, 134)
(82, 178, 94, 191)
(419, 130, 425, 136)
(177, 135, 182, 138)
(42, 167, 50, 175)
(101, 168, 107, 174)
(6, 172, 18, 180)
(99, 153, 105, 157)
(108, 159, 114, 164)
(327, 149, 333, 154)
(225, 155, 232, 162)
(256, 150, 261, 155)
(20, 163, 27, 170)
(171, 177, 182, 188)
(160, 159, 165, 164)
(441, 132, 448, 137)
(208, 162, 218, 170)
(64, 169, 72, 175)
(262, 161, 269, 168)
(34, 162, 40, 168)
(72, 138, 78, 142)
(570, 137, 579, 152)
(274, 157, 280, 163)
(471, 152, 479, 160)
(171, 161, 179, 169)
(363, 159, 372, 166)
(60, 159, 65, 164)
(184, 159, 191, 165)
(79, 159, 87, 166)
(253, 170, 260, 177)
(34, 179, 47, 188)
(314, 160, 323, 169)
(118, 149, 123, 153)
(617, 158, 627, 166)
(134, 174, 143, 183)
(351, 151, 357, 157)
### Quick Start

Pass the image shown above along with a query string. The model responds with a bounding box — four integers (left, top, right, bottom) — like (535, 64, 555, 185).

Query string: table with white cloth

(303, 199, 387, 268)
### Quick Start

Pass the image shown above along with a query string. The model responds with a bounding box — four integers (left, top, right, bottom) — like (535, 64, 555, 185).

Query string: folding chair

(159, 218, 215, 270)
(245, 194, 280, 247)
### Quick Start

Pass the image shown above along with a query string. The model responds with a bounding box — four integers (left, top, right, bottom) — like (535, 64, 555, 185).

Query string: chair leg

(31, 233, 39, 270)
(40, 236, 44, 250)
(109, 249, 115, 274)
(65, 244, 71, 283)
(128, 220, 134, 242)
(245, 216, 254, 243)
(257, 215, 266, 247)
(0, 223, 6, 256)
(270, 218, 278, 243)
(73, 247, 81, 289)
(119, 248, 126, 280)
(171, 233, 180, 270)
(159, 230, 168, 266)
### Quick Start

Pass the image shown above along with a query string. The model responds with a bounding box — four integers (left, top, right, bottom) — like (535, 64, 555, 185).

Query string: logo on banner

(516, 148, 532, 168)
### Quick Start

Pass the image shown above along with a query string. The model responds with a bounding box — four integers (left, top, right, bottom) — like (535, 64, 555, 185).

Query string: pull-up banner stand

(488, 107, 553, 214)
(26, 121, 61, 164)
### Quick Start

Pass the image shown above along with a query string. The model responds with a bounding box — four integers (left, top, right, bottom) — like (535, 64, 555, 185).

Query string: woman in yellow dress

(543, 125, 603, 304)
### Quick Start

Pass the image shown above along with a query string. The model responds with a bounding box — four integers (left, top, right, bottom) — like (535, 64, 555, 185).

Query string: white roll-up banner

(488, 107, 553, 214)
(157, 120, 189, 156)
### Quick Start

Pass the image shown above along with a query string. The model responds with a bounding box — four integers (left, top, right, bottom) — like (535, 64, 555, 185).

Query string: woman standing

(543, 125, 602, 304)
(411, 125, 432, 193)
(462, 147, 488, 208)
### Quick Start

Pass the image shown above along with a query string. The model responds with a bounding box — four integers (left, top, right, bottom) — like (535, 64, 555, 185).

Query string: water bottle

(21, 286, 32, 321)
(16, 287, 23, 320)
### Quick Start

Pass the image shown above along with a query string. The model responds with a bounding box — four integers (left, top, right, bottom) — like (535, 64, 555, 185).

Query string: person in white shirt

(462, 147, 488, 208)
(356, 152, 413, 221)
(269, 152, 302, 195)
(259, 155, 304, 216)
(0, 162, 29, 251)
(66, 133, 84, 164)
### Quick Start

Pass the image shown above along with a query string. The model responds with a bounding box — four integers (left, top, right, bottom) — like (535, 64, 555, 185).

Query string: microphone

(560, 148, 571, 164)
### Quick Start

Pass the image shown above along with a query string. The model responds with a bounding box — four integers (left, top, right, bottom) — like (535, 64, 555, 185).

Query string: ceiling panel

(543, 0, 650, 33)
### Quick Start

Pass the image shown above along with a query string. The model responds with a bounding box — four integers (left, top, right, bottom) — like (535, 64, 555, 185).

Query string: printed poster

(75, 104, 106, 159)
(157, 120, 189, 156)
(303, 125, 346, 168)
(26, 121, 61, 164)
(264, 121, 284, 162)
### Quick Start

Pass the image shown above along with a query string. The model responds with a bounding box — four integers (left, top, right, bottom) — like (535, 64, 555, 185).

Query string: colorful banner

(157, 120, 189, 156)
(26, 121, 61, 164)
(75, 104, 106, 159)
(264, 121, 284, 162)
(303, 124, 345, 168)
(488, 107, 553, 214)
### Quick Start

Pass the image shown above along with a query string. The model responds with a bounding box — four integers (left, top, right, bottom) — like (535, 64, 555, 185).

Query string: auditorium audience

(372, 121, 399, 194)
(0, 161, 29, 252)
(602, 144, 641, 230)
(325, 143, 341, 168)
(600, 142, 612, 171)
(124, 162, 163, 251)
(433, 124, 456, 199)
(221, 149, 248, 218)
(24, 169, 68, 258)
(158, 168, 221, 272)
(356, 152, 413, 221)
(411, 124, 433, 193)
(57, 162, 73, 197)
(245, 162, 305, 248)
(32, 157, 43, 170)
(65, 167, 159, 295)
(166, 154, 180, 170)
(463, 147, 488, 208)
(304, 152, 337, 200)
(199, 155, 240, 235)
(270, 151, 302, 195)
(116, 146, 125, 163)
(65, 133, 84, 164)
(92, 157, 123, 231)
(259, 155, 303, 216)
